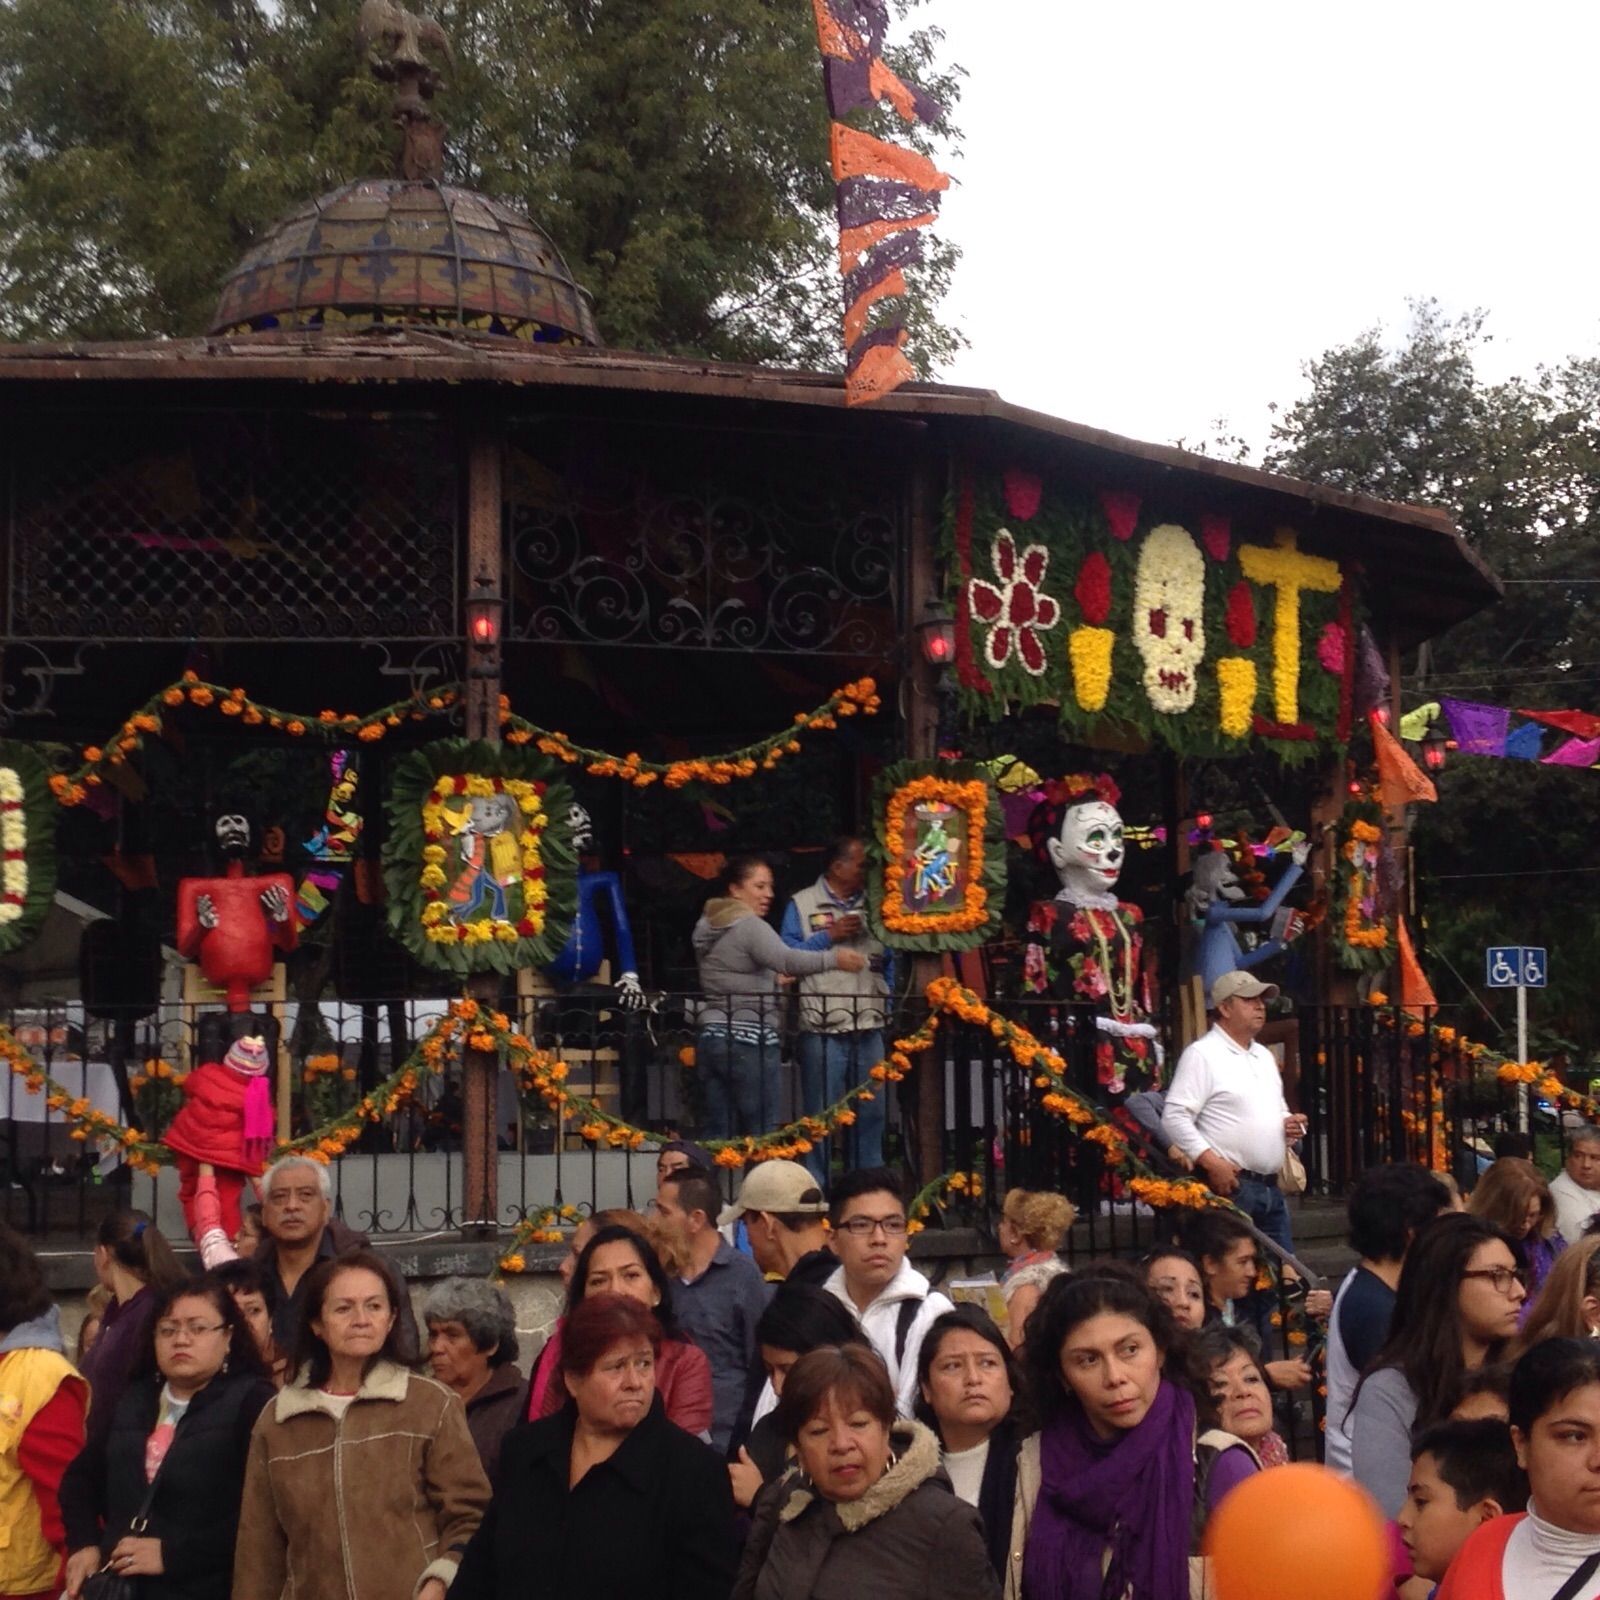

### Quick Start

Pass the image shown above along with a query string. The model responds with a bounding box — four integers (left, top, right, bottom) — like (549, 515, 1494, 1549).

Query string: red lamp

(1422, 726, 1448, 772)
(465, 569, 505, 652)
(916, 600, 956, 667)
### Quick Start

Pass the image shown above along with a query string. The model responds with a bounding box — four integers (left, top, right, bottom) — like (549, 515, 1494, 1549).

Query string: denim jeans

(697, 1026, 782, 1139)
(797, 1030, 886, 1180)
(1235, 1174, 1294, 1255)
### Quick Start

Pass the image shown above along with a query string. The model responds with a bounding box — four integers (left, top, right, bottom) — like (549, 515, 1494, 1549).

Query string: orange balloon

(1203, 1463, 1389, 1600)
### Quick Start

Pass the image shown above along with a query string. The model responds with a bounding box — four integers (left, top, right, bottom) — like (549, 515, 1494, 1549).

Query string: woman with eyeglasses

(1349, 1213, 1526, 1517)
(1468, 1156, 1567, 1316)
(60, 1275, 275, 1600)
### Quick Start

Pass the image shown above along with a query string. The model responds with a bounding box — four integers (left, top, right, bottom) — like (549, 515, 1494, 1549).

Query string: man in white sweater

(822, 1167, 954, 1417)
(1549, 1125, 1600, 1246)
(1164, 969, 1306, 1253)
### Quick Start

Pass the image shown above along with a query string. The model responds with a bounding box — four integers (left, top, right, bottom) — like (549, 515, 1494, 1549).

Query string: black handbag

(79, 1468, 161, 1600)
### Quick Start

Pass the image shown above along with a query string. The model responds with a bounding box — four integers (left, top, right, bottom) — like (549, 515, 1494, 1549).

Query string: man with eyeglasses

(821, 1167, 954, 1418)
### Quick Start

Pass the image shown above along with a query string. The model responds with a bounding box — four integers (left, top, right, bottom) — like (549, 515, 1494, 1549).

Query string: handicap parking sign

(1486, 946, 1548, 988)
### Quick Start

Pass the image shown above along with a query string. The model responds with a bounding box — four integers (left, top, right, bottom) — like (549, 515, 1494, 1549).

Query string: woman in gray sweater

(692, 855, 866, 1139)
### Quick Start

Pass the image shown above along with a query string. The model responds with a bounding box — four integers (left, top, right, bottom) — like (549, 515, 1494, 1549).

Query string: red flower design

(968, 530, 1062, 675)
(1003, 467, 1043, 521)
(1098, 489, 1141, 542)
(1226, 581, 1257, 647)
(1075, 552, 1113, 625)
(1201, 513, 1231, 562)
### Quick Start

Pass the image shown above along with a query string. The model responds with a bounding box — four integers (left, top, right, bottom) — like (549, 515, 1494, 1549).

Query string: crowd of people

(9, 960, 1600, 1596)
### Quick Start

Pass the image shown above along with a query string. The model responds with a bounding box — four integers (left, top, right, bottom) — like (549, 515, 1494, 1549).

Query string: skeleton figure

(1132, 524, 1206, 714)
(448, 793, 522, 923)
(1024, 789, 1161, 1096)
(177, 814, 298, 1012)
(1046, 801, 1125, 910)
(911, 811, 960, 904)
(1186, 842, 1308, 1001)
(544, 803, 646, 1009)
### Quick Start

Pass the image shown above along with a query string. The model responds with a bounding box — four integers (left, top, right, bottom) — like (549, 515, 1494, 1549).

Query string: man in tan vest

(780, 836, 892, 1179)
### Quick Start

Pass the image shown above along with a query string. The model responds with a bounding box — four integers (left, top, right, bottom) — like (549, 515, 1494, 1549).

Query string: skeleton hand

(196, 893, 218, 930)
(1291, 840, 1310, 868)
(615, 971, 647, 1011)
(259, 884, 290, 923)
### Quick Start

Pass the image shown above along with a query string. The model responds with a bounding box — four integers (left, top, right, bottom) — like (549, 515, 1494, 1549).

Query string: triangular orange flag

(1371, 712, 1437, 806)
(1398, 916, 1438, 1013)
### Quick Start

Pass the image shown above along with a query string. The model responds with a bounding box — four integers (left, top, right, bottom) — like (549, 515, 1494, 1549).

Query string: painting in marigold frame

(867, 760, 1005, 953)
(384, 740, 578, 975)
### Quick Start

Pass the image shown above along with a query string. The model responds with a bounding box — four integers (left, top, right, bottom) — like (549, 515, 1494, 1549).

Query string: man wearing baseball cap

(1163, 969, 1307, 1253)
(718, 1160, 834, 1286)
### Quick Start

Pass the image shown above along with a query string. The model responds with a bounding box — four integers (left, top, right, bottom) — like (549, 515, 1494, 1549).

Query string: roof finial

(357, 0, 454, 182)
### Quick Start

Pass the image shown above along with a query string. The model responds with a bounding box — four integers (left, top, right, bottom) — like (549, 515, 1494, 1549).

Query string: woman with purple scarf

(1018, 1274, 1258, 1600)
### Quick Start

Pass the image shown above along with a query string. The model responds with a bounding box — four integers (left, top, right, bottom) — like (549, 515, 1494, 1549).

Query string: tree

(0, 0, 963, 369)
(1266, 301, 1600, 1053)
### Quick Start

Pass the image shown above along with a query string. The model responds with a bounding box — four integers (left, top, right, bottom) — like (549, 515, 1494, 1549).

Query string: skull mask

(215, 813, 254, 859)
(568, 803, 594, 854)
(1186, 849, 1245, 921)
(1133, 523, 1206, 714)
(1047, 800, 1126, 905)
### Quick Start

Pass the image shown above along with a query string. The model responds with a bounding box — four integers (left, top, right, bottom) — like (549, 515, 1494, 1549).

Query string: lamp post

(461, 435, 504, 1236)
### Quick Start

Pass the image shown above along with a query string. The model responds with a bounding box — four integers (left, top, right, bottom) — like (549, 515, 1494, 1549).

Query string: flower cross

(967, 530, 1061, 675)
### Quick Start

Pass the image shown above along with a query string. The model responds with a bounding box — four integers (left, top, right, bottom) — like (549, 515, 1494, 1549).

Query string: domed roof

(210, 177, 601, 346)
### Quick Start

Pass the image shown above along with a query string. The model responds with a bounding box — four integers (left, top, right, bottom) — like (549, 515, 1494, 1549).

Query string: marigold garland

(502, 678, 881, 787)
(495, 1203, 582, 1277)
(49, 676, 882, 807)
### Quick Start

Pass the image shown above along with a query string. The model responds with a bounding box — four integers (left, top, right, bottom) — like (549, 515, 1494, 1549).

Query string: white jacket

(824, 1258, 955, 1418)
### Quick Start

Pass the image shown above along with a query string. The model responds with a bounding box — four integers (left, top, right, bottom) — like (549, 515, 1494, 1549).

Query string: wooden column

(461, 427, 503, 1235)
(905, 455, 945, 1186)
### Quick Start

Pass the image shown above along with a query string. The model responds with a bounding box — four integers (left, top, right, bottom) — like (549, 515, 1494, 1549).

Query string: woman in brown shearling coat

(232, 1251, 489, 1600)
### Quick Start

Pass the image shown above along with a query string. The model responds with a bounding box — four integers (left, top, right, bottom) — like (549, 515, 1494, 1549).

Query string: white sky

(918, 1, 1600, 457)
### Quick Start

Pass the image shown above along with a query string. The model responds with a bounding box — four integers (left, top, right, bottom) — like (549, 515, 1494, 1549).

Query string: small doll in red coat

(165, 1036, 275, 1267)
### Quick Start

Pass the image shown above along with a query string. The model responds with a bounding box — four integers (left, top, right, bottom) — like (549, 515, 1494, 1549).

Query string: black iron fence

(1, 990, 1538, 1246)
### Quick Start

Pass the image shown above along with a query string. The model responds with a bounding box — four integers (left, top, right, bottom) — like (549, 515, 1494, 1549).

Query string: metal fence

(2, 990, 1534, 1245)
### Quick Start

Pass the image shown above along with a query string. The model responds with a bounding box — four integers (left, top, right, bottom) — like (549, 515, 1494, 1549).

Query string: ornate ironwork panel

(506, 421, 901, 655)
(6, 411, 458, 641)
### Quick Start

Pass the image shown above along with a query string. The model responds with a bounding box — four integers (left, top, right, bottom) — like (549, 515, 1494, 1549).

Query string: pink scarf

(241, 1074, 275, 1164)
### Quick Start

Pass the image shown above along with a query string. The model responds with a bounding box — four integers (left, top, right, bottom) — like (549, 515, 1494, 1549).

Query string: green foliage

(0, 0, 963, 369)
(1266, 299, 1600, 1054)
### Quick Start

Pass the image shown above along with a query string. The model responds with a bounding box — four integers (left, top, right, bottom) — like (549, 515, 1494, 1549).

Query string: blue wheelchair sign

(1486, 946, 1548, 988)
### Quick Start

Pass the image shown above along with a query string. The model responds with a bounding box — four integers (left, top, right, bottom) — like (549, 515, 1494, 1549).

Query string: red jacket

(532, 1328, 714, 1439)
(163, 1061, 264, 1174)
(1434, 1513, 1523, 1600)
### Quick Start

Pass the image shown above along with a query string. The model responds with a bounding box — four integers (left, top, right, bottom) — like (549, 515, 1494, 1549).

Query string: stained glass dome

(211, 177, 601, 346)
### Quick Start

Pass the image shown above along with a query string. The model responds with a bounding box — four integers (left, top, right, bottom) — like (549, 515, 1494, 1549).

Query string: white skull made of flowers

(1047, 800, 1126, 904)
(1132, 523, 1206, 714)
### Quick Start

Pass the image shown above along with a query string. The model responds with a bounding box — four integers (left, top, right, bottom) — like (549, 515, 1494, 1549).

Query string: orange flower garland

(52, 676, 881, 807)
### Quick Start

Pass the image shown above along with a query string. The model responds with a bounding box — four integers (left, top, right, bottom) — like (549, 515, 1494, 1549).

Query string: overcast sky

(917, 1, 1600, 457)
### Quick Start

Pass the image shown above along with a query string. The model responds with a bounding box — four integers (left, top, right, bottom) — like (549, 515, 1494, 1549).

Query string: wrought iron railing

(1, 991, 1535, 1245)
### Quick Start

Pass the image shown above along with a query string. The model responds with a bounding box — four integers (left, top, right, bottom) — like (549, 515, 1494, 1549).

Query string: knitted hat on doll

(224, 1036, 271, 1077)
(222, 1036, 275, 1163)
